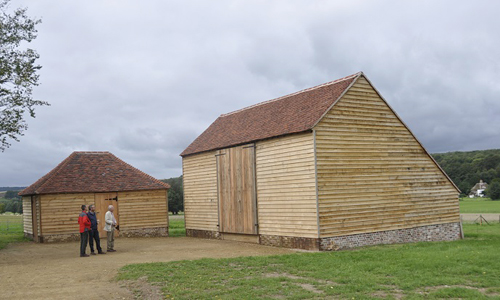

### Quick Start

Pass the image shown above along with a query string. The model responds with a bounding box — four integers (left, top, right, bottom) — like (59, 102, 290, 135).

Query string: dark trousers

(80, 231, 88, 256)
(89, 229, 103, 253)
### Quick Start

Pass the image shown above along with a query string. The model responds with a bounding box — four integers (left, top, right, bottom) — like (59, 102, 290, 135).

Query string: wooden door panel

(94, 193, 119, 236)
(217, 144, 257, 234)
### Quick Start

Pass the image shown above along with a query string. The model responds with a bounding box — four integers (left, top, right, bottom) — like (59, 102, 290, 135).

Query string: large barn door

(95, 192, 119, 236)
(216, 144, 257, 235)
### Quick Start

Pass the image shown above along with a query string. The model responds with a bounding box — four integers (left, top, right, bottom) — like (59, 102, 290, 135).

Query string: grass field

(169, 218, 186, 237)
(459, 198, 500, 213)
(0, 214, 27, 250)
(118, 223, 500, 299)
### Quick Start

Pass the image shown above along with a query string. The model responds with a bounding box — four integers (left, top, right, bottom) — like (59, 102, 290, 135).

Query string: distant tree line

(0, 187, 26, 192)
(0, 190, 22, 214)
(162, 176, 183, 214)
(432, 149, 500, 200)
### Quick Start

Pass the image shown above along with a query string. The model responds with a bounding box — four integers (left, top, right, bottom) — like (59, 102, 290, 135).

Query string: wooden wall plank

(256, 133, 318, 238)
(37, 190, 167, 236)
(22, 196, 33, 234)
(118, 189, 168, 230)
(183, 151, 219, 231)
(39, 193, 95, 235)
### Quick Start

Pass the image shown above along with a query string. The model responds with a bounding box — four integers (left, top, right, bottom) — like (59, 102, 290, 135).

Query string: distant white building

(469, 180, 488, 198)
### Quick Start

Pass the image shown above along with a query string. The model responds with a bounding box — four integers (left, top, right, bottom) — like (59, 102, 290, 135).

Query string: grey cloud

(1, 0, 499, 186)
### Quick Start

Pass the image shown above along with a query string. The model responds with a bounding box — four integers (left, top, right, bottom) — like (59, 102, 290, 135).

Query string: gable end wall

(314, 76, 460, 238)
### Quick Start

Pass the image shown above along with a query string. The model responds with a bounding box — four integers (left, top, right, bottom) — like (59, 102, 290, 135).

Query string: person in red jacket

(78, 205, 91, 257)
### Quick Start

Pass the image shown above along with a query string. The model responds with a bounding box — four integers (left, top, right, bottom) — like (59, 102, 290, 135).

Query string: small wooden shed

(19, 151, 170, 243)
(180, 72, 461, 250)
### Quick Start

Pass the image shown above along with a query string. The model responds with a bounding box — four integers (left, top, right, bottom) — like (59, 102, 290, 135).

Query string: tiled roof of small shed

(19, 151, 170, 196)
(181, 72, 360, 156)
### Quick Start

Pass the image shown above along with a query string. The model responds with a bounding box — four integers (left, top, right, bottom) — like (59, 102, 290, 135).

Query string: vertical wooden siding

(256, 133, 318, 238)
(314, 76, 460, 238)
(39, 193, 95, 235)
(118, 189, 168, 230)
(217, 145, 257, 234)
(22, 196, 33, 235)
(183, 151, 219, 231)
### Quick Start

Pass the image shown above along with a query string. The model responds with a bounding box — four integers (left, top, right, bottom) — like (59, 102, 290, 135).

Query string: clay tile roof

(181, 72, 361, 157)
(19, 151, 170, 196)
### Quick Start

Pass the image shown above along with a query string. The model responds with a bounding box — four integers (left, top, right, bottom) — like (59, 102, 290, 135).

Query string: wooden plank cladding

(183, 150, 219, 231)
(256, 133, 318, 238)
(314, 76, 460, 238)
(29, 190, 167, 240)
(39, 193, 95, 235)
(118, 189, 168, 231)
(22, 197, 33, 235)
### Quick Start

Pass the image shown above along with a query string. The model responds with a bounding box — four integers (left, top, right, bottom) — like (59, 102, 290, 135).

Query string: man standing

(104, 205, 117, 252)
(78, 205, 91, 257)
(87, 204, 105, 255)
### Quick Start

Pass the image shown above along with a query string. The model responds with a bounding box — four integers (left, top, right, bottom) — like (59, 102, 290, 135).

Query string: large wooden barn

(181, 72, 461, 251)
(19, 151, 170, 243)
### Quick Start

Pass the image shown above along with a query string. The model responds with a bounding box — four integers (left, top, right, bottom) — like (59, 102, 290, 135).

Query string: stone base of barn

(319, 222, 462, 251)
(38, 233, 81, 243)
(186, 229, 221, 239)
(119, 227, 168, 238)
(27, 227, 169, 243)
(187, 222, 461, 251)
(259, 234, 320, 250)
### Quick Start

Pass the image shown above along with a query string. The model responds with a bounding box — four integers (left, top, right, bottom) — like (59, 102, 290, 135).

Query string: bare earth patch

(373, 284, 405, 299)
(120, 277, 163, 300)
(265, 272, 343, 295)
(0, 237, 294, 299)
(417, 285, 500, 297)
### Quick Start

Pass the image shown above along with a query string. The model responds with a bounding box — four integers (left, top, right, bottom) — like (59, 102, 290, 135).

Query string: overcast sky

(1, 0, 499, 187)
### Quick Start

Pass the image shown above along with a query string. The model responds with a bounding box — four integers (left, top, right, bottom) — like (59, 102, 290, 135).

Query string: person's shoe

(107, 249, 116, 252)
(91, 252, 97, 255)
(80, 254, 90, 257)
(98, 251, 106, 254)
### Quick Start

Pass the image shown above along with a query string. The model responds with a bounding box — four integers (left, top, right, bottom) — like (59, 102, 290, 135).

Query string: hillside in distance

(0, 187, 26, 192)
(432, 149, 500, 196)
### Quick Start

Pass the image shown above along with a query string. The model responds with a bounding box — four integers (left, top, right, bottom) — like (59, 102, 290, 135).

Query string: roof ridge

(221, 72, 362, 117)
(73, 151, 110, 154)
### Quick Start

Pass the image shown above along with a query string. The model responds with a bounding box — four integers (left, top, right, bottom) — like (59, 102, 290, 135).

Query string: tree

(1, 0, 48, 151)
(162, 176, 183, 214)
(0, 202, 5, 213)
(485, 180, 500, 201)
(4, 190, 20, 199)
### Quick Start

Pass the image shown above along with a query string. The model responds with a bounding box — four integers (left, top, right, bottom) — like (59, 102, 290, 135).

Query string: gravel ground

(0, 236, 295, 300)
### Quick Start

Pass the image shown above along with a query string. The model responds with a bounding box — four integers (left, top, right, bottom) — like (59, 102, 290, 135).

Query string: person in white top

(104, 205, 117, 252)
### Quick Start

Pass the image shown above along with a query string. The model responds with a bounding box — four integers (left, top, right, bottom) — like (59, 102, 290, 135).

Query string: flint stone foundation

(319, 222, 462, 251)
(188, 222, 462, 251)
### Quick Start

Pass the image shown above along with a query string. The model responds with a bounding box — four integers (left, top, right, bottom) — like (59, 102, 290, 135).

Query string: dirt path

(0, 237, 295, 299)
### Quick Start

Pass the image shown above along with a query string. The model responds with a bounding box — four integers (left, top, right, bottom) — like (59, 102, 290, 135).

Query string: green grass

(460, 198, 500, 213)
(168, 218, 185, 237)
(118, 223, 500, 299)
(0, 214, 28, 249)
